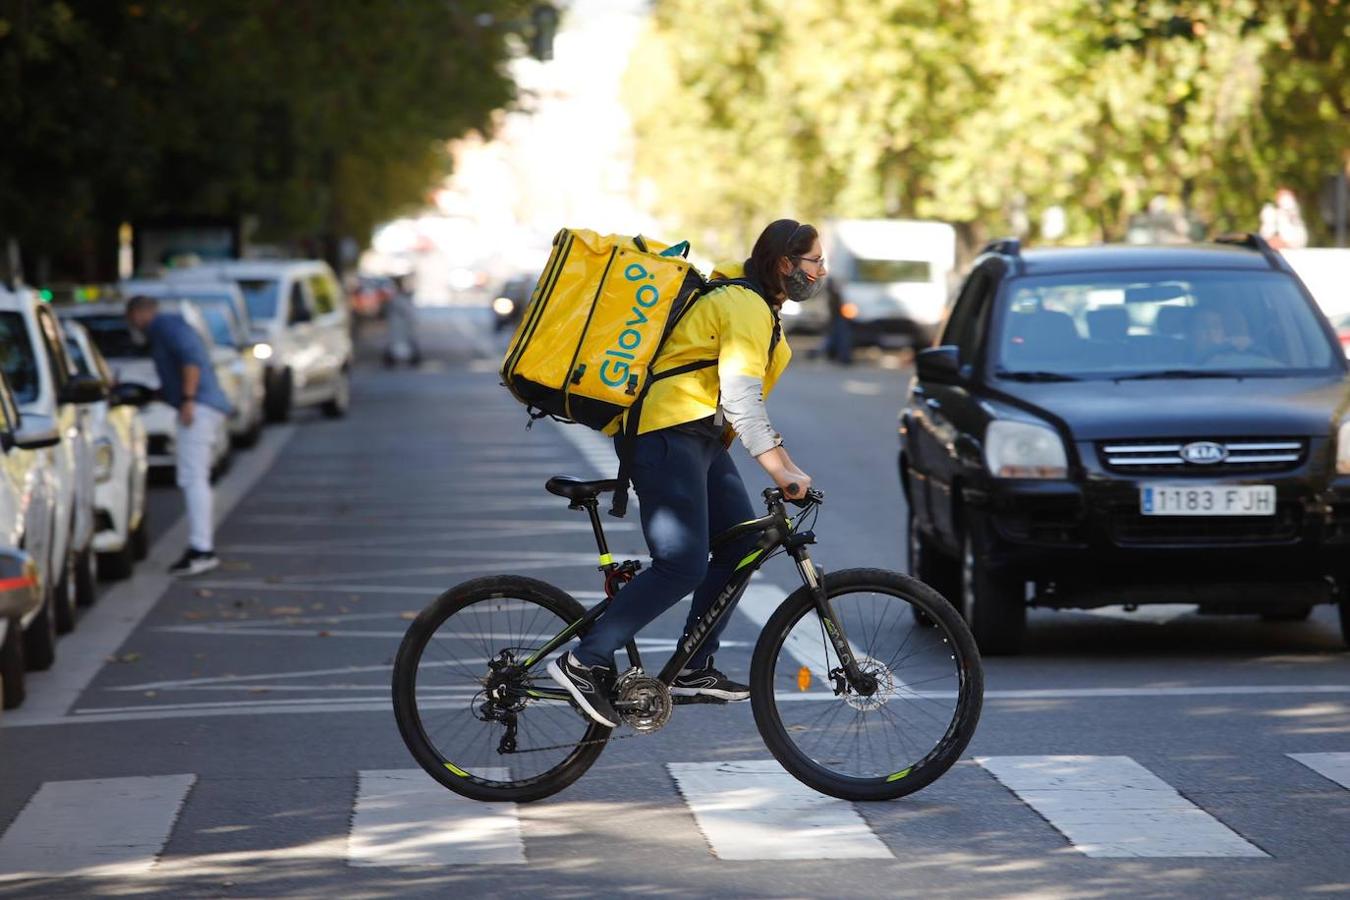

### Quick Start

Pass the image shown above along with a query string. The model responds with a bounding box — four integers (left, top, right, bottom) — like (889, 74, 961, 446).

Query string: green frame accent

(886, 767, 912, 782)
(444, 761, 470, 777)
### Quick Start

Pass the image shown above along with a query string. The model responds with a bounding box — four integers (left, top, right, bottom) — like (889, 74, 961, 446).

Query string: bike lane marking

(347, 769, 525, 866)
(0, 774, 196, 880)
(668, 760, 892, 860)
(1288, 752, 1350, 790)
(976, 755, 1267, 858)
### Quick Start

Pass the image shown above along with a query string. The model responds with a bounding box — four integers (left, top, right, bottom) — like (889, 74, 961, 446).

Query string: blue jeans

(572, 429, 760, 670)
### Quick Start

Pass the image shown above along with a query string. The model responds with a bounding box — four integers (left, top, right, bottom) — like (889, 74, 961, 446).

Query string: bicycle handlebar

(765, 485, 825, 509)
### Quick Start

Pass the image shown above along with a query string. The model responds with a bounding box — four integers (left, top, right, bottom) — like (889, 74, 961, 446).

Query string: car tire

(264, 369, 292, 423)
(959, 514, 1026, 656)
(321, 369, 350, 419)
(234, 414, 264, 449)
(1, 620, 25, 710)
(74, 546, 98, 608)
(98, 540, 135, 582)
(53, 548, 79, 634)
(23, 585, 57, 672)
(906, 505, 959, 626)
(131, 509, 149, 561)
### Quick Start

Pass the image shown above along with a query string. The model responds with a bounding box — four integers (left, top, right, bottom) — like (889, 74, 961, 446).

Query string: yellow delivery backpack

(501, 228, 711, 431)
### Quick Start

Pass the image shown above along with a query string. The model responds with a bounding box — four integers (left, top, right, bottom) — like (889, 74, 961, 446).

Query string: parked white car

(58, 301, 230, 475)
(0, 370, 61, 709)
(121, 279, 266, 446)
(0, 287, 103, 640)
(61, 321, 150, 581)
(166, 260, 352, 421)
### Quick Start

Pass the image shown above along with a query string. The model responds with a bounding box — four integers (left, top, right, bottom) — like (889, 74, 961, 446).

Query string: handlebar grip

(787, 482, 800, 497)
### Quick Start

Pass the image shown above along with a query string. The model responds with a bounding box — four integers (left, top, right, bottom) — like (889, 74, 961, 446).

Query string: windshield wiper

(1113, 369, 1247, 382)
(995, 370, 1081, 382)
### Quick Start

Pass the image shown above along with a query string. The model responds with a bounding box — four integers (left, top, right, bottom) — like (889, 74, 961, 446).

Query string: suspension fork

(790, 546, 876, 695)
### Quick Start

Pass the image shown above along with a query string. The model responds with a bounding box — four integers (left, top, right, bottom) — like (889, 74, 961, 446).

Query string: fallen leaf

(117, 652, 141, 663)
(399, 611, 417, 620)
(144, 691, 157, 698)
(270, 606, 303, 616)
(181, 611, 207, 620)
(196, 589, 214, 598)
(317, 630, 332, 638)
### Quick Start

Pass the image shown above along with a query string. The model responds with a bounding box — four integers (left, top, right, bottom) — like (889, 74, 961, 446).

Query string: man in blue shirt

(126, 296, 233, 576)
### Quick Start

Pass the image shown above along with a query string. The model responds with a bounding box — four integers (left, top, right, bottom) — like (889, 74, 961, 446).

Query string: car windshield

(992, 270, 1338, 380)
(63, 336, 93, 376)
(237, 278, 279, 321)
(854, 258, 931, 283)
(0, 313, 40, 403)
(197, 305, 237, 348)
(79, 315, 149, 360)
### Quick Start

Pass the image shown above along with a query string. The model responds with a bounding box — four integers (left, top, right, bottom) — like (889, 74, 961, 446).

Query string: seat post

(577, 499, 614, 567)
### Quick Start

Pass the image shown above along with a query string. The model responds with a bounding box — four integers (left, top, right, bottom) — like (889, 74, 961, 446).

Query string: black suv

(899, 234, 1350, 654)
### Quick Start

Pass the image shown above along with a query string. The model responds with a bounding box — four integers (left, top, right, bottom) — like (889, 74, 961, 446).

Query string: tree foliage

(0, 0, 528, 278)
(628, 0, 1350, 260)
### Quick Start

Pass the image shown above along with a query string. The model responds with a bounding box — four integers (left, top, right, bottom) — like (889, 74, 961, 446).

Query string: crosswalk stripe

(1288, 752, 1350, 789)
(347, 769, 525, 866)
(0, 774, 195, 880)
(976, 756, 1266, 858)
(667, 760, 892, 860)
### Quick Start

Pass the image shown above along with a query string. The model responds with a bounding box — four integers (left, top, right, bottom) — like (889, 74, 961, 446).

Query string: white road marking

(1289, 752, 1350, 790)
(0, 775, 196, 880)
(348, 769, 524, 866)
(668, 760, 892, 860)
(976, 756, 1266, 858)
(2, 426, 297, 727)
(843, 379, 883, 396)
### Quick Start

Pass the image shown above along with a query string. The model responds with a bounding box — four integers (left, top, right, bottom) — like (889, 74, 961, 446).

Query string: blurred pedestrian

(1260, 188, 1308, 249)
(125, 296, 232, 576)
(384, 274, 422, 367)
(821, 280, 854, 365)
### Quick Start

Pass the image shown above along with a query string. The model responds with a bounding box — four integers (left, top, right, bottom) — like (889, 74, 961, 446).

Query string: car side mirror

(109, 381, 155, 408)
(916, 346, 964, 384)
(58, 373, 109, 405)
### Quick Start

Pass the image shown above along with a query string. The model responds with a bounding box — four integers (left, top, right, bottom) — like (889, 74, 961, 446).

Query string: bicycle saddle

(545, 476, 619, 502)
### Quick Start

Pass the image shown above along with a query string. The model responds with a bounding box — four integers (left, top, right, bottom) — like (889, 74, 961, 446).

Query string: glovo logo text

(600, 262, 663, 388)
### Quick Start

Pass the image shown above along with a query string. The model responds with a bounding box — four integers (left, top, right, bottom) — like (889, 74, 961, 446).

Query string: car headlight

(252, 342, 274, 361)
(985, 420, 1068, 478)
(1338, 421, 1350, 475)
(94, 439, 115, 483)
(492, 297, 515, 317)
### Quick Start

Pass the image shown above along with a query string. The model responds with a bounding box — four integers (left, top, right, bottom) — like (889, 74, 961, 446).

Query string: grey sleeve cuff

(721, 373, 782, 457)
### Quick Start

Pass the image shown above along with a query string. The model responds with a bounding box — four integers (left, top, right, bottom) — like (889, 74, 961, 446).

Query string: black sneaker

(671, 657, 750, 701)
(547, 652, 619, 727)
(169, 548, 219, 578)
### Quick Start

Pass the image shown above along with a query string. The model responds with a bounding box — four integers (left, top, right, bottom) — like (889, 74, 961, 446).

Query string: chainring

(614, 674, 673, 733)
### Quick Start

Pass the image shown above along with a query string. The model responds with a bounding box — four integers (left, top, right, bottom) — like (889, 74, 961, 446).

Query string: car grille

(1107, 503, 1303, 546)
(1098, 438, 1306, 475)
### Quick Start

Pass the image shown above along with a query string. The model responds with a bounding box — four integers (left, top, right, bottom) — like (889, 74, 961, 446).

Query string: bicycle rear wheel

(392, 575, 610, 802)
(750, 568, 983, 801)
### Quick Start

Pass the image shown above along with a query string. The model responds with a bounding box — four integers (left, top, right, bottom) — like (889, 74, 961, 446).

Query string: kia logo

(1180, 441, 1228, 464)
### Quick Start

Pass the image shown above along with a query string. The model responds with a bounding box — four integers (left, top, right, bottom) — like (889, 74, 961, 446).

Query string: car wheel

(74, 546, 98, 607)
(1, 620, 25, 710)
(264, 369, 292, 422)
(98, 540, 135, 582)
(53, 548, 79, 634)
(321, 369, 350, 419)
(131, 509, 150, 561)
(906, 506, 958, 626)
(235, 413, 264, 449)
(23, 585, 57, 671)
(959, 515, 1026, 656)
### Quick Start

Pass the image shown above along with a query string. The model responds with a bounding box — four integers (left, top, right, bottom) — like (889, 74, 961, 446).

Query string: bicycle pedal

(672, 694, 729, 706)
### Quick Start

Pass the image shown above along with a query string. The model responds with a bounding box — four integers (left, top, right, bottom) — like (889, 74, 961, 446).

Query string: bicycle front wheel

(750, 568, 983, 801)
(392, 575, 610, 803)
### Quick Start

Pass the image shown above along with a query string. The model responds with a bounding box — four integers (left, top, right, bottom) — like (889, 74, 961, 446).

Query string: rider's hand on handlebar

(776, 469, 812, 500)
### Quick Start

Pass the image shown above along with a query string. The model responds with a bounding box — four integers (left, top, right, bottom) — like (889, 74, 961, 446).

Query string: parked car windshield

(196, 304, 238, 348)
(854, 259, 931, 283)
(0, 312, 40, 403)
(79, 315, 149, 360)
(992, 269, 1338, 379)
(237, 278, 280, 321)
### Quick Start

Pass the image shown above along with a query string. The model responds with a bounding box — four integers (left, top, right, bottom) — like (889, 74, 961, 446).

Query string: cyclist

(550, 219, 824, 727)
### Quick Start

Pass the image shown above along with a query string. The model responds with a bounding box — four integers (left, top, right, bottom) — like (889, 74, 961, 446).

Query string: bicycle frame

(514, 487, 876, 704)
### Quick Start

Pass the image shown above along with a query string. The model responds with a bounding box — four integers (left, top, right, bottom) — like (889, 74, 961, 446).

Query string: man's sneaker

(548, 652, 620, 727)
(670, 657, 750, 701)
(169, 549, 219, 578)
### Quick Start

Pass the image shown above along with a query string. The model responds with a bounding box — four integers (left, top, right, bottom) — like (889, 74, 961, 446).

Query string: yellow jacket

(606, 261, 792, 438)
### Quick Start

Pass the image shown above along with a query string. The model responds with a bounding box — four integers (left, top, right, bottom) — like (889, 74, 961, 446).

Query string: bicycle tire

(750, 567, 983, 801)
(392, 575, 610, 803)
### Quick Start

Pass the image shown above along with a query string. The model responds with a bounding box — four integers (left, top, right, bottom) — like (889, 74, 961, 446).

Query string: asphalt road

(0, 307, 1346, 898)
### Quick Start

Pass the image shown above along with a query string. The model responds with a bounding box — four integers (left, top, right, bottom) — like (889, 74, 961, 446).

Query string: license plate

(1140, 484, 1276, 516)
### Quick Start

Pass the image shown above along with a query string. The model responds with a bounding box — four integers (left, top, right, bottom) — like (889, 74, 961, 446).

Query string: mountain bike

(392, 476, 983, 803)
